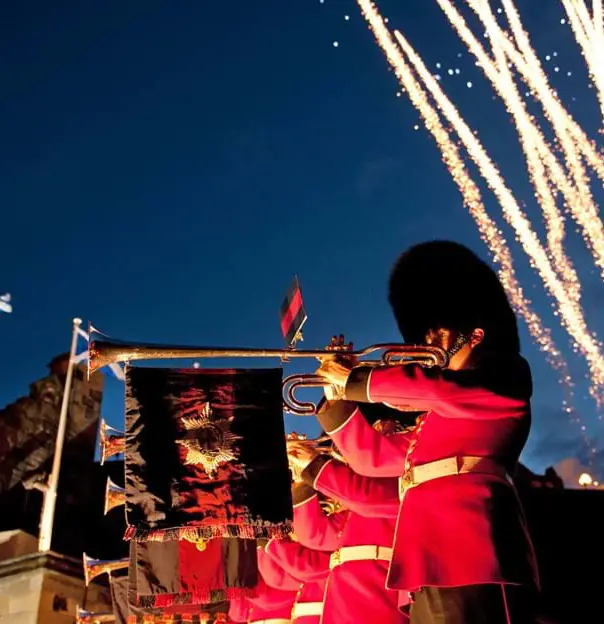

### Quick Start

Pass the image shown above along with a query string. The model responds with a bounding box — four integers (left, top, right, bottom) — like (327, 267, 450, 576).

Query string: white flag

(0, 293, 12, 314)
(72, 325, 125, 381)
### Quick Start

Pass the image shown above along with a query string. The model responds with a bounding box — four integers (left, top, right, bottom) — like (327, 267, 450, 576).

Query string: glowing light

(579, 472, 593, 486)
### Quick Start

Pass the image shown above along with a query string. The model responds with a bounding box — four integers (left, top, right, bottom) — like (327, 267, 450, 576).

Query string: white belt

(249, 620, 291, 624)
(292, 601, 323, 618)
(329, 545, 393, 571)
(399, 455, 510, 498)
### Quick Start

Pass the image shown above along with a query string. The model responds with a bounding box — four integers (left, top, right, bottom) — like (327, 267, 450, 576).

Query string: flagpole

(38, 317, 82, 552)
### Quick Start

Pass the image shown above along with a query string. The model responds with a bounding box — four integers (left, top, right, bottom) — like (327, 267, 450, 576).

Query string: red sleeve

(228, 594, 251, 623)
(291, 483, 346, 551)
(265, 538, 330, 583)
(346, 361, 531, 420)
(257, 547, 301, 591)
(316, 401, 410, 478)
(247, 576, 297, 609)
(302, 455, 399, 518)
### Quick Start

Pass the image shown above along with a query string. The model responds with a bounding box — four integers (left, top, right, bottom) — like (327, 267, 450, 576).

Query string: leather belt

(292, 601, 323, 618)
(399, 455, 510, 498)
(329, 545, 393, 571)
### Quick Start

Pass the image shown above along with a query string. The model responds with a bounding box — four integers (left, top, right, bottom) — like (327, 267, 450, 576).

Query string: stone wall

(0, 531, 111, 623)
(39, 569, 110, 624)
(0, 566, 43, 624)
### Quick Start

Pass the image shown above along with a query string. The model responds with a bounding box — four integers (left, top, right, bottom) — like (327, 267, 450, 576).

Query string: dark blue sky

(1, 0, 603, 474)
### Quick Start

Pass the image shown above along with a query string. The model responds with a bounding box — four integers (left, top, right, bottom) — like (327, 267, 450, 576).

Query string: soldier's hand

(315, 360, 351, 390)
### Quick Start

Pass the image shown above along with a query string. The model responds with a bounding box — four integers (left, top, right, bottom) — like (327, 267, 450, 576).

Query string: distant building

(0, 354, 126, 622)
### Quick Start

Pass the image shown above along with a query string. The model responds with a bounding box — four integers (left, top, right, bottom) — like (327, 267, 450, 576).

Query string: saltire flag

(73, 325, 126, 381)
(0, 293, 12, 314)
(123, 367, 292, 542)
(279, 276, 307, 347)
(131, 538, 256, 612)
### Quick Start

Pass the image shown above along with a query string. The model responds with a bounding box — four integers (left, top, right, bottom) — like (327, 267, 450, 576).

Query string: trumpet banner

(126, 537, 257, 613)
(123, 367, 292, 541)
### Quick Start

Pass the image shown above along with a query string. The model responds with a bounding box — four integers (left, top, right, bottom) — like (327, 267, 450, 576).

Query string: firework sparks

(562, 0, 604, 124)
(354, 0, 604, 453)
(480, 0, 604, 281)
(392, 28, 604, 406)
(354, 0, 584, 439)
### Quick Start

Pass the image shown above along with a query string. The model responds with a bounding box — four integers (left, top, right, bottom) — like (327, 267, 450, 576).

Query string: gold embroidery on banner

(176, 402, 242, 479)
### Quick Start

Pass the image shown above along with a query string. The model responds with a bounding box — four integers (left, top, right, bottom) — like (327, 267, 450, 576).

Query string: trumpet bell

(76, 605, 115, 623)
(98, 419, 125, 466)
(82, 553, 129, 586)
(104, 477, 126, 515)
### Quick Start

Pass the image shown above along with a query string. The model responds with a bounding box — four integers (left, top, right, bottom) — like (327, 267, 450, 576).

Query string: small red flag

(279, 276, 307, 347)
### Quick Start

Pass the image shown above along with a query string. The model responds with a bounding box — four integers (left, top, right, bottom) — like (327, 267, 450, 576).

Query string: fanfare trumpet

(104, 477, 126, 515)
(88, 329, 448, 416)
(82, 554, 129, 586)
(76, 605, 115, 624)
(98, 419, 125, 466)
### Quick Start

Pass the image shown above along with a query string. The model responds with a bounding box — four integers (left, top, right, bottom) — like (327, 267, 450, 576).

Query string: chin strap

(447, 333, 470, 360)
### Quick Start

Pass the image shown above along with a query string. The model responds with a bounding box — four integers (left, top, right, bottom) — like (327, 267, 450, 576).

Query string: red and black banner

(123, 367, 293, 542)
(131, 537, 257, 610)
(279, 276, 307, 347)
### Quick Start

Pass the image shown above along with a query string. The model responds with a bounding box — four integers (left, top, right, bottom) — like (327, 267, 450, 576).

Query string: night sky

(1, 0, 603, 477)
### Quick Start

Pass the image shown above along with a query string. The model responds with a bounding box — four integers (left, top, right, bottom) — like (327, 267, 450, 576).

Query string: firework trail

(563, 0, 604, 124)
(354, 0, 585, 437)
(355, 1, 604, 409)
(474, 0, 604, 280)
(391, 28, 604, 405)
(451, 0, 581, 303)
(430, 0, 604, 401)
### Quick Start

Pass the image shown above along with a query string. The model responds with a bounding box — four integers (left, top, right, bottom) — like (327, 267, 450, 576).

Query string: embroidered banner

(132, 537, 257, 609)
(124, 366, 292, 541)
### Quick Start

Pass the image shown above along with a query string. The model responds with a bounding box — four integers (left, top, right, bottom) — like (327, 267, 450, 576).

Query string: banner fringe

(137, 586, 256, 609)
(124, 520, 293, 543)
(127, 614, 229, 624)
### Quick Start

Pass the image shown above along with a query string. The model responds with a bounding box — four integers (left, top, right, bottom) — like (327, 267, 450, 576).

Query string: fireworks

(353, 0, 604, 453)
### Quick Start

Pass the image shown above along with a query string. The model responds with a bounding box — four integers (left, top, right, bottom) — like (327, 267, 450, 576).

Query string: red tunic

(293, 467, 407, 623)
(247, 549, 297, 623)
(317, 359, 539, 595)
(228, 594, 251, 623)
(263, 538, 330, 624)
(291, 580, 325, 624)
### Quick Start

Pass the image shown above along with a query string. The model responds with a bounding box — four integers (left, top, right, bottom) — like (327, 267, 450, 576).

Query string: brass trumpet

(88, 329, 448, 416)
(76, 605, 115, 624)
(98, 419, 125, 466)
(82, 554, 129, 586)
(104, 477, 126, 515)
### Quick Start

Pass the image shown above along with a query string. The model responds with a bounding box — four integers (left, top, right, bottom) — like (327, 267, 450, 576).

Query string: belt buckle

(399, 471, 414, 492)
(330, 550, 341, 570)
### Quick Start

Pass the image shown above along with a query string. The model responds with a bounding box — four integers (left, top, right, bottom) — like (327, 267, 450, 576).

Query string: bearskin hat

(388, 240, 520, 356)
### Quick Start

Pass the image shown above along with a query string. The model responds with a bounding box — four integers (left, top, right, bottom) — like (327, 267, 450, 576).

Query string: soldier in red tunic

(309, 241, 540, 623)
(262, 537, 330, 623)
(243, 546, 298, 624)
(288, 417, 409, 624)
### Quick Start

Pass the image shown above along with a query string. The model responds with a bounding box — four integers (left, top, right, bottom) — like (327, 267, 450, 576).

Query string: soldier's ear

(469, 328, 485, 348)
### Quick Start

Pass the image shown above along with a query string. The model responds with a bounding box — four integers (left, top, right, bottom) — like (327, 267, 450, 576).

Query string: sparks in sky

(352, 0, 604, 456)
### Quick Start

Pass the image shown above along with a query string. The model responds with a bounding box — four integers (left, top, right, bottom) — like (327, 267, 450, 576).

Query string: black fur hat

(388, 241, 520, 356)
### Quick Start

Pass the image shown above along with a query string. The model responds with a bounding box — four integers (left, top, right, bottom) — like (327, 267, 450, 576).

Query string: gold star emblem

(176, 402, 242, 479)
